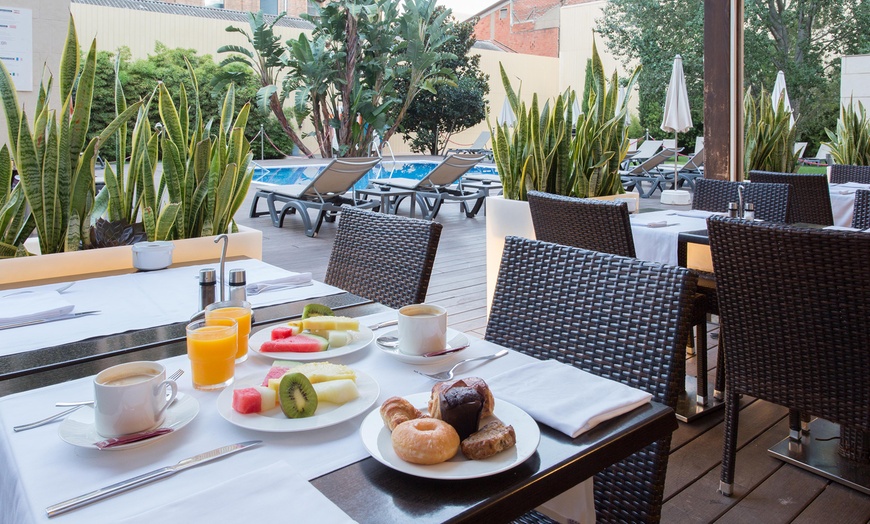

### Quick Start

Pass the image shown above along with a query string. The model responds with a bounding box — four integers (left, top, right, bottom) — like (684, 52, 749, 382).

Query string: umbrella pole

(674, 131, 678, 189)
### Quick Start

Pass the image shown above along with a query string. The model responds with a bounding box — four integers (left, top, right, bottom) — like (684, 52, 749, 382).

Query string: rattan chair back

(830, 164, 870, 184)
(693, 179, 792, 223)
(708, 217, 870, 491)
(486, 236, 696, 523)
(528, 191, 636, 257)
(748, 170, 833, 225)
(325, 206, 442, 309)
(853, 190, 870, 229)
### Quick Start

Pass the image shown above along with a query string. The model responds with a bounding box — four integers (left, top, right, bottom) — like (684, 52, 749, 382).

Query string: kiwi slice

(278, 373, 318, 418)
(301, 303, 334, 319)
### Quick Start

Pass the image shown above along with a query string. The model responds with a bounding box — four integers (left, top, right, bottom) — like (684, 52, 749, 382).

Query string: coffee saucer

(376, 329, 469, 365)
(58, 394, 199, 450)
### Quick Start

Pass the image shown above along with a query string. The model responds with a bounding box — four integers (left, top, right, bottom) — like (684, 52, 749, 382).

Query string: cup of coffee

(397, 304, 447, 356)
(93, 361, 178, 438)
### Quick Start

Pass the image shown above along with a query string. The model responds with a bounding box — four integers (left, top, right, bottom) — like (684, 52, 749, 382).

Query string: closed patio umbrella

(771, 70, 795, 127)
(497, 96, 517, 127)
(661, 55, 693, 201)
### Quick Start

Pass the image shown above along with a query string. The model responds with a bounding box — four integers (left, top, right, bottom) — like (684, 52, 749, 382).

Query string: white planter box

(2, 226, 263, 285)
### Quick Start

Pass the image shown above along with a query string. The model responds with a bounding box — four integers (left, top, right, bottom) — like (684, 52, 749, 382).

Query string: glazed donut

(380, 396, 423, 431)
(391, 418, 460, 465)
(429, 377, 495, 419)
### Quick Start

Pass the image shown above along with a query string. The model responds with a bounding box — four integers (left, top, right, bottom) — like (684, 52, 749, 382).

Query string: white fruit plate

(217, 371, 379, 432)
(248, 322, 374, 361)
(360, 393, 540, 480)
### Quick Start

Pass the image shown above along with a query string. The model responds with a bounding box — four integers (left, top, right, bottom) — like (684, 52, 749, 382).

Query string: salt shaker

(199, 268, 217, 310)
(727, 202, 739, 218)
(743, 202, 755, 221)
(228, 269, 247, 302)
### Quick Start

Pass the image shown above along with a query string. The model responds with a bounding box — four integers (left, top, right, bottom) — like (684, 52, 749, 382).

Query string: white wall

(0, 0, 71, 148)
(841, 54, 870, 110)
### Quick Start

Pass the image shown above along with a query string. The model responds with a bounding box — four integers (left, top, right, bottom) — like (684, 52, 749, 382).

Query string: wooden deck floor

(236, 189, 870, 523)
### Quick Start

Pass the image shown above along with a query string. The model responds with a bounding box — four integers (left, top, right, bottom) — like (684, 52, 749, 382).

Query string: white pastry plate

(360, 392, 540, 480)
(217, 370, 379, 432)
(376, 329, 469, 365)
(249, 323, 374, 361)
(58, 394, 199, 450)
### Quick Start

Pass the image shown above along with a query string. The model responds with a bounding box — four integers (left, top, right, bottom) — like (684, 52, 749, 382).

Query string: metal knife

(45, 440, 262, 518)
(0, 311, 100, 331)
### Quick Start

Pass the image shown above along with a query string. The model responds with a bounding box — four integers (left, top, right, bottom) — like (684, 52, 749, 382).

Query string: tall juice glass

(186, 318, 237, 390)
(205, 300, 252, 363)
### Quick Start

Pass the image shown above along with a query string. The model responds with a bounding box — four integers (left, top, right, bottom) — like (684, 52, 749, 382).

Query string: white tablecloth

(0, 311, 546, 524)
(1, 259, 343, 357)
(829, 182, 870, 227)
(630, 210, 712, 265)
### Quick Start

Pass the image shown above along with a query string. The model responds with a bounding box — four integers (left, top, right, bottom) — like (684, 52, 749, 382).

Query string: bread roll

(461, 421, 516, 460)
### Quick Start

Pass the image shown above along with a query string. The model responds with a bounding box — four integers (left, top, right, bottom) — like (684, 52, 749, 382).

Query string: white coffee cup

(94, 361, 178, 437)
(397, 304, 447, 356)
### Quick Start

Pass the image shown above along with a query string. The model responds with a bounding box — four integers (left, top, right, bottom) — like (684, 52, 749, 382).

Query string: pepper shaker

(199, 268, 217, 310)
(727, 202, 739, 218)
(743, 202, 755, 221)
(228, 269, 247, 302)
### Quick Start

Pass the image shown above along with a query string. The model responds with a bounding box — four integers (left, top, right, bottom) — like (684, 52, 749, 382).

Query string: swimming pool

(251, 160, 499, 191)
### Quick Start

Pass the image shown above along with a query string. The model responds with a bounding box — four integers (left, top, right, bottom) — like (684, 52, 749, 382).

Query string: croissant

(428, 377, 495, 419)
(380, 396, 423, 431)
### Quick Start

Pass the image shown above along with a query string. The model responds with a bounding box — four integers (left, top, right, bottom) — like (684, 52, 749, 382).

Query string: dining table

(829, 181, 870, 227)
(0, 265, 678, 524)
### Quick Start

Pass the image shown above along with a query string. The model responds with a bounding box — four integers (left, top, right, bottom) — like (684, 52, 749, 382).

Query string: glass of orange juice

(205, 300, 252, 363)
(186, 318, 237, 390)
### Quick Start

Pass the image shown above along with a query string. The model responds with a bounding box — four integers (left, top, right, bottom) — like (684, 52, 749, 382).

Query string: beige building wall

(0, 0, 71, 148)
(559, 1, 639, 117)
(841, 55, 870, 110)
(441, 49, 560, 155)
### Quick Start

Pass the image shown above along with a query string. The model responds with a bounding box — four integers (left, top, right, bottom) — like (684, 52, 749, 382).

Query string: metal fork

(414, 350, 508, 381)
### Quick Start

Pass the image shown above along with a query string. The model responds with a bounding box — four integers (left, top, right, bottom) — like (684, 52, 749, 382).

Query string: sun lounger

(369, 153, 488, 219)
(654, 148, 706, 190)
(446, 131, 492, 159)
(249, 157, 381, 237)
(620, 149, 677, 198)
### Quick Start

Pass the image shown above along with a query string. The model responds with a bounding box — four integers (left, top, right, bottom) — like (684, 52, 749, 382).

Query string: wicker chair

(692, 179, 792, 223)
(830, 164, 870, 184)
(528, 192, 635, 257)
(529, 190, 716, 414)
(324, 206, 442, 309)
(487, 236, 696, 523)
(852, 190, 870, 229)
(748, 171, 833, 225)
(708, 217, 870, 496)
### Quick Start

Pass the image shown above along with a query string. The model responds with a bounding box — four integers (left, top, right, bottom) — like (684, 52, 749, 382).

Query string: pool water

(251, 160, 498, 191)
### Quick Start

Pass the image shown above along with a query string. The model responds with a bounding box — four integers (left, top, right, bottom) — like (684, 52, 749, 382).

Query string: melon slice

(313, 379, 359, 404)
(309, 330, 352, 348)
(301, 316, 359, 332)
(289, 362, 356, 383)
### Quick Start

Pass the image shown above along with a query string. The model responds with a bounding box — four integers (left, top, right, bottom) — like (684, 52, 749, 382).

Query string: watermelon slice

(232, 387, 276, 414)
(261, 365, 290, 386)
(260, 334, 328, 353)
(271, 326, 296, 340)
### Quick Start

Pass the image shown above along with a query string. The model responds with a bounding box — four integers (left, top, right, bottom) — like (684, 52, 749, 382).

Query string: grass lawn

(798, 165, 828, 174)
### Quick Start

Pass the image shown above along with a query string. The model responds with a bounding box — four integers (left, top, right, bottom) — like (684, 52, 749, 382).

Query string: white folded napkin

(644, 220, 670, 228)
(117, 461, 357, 524)
(487, 359, 653, 438)
(824, 225, 861, 231)
(0, 291, 74, 328)
(246, 272, 313, 295)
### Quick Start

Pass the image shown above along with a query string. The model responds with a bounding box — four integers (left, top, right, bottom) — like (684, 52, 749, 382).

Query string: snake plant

(0, 145, 34, 257)
(744, 87, 798, 174)
(0, 17, 140, 254)
(156, 61, 253, 240)
(826, 100, 870, 166)
(491, 40, 639, 201)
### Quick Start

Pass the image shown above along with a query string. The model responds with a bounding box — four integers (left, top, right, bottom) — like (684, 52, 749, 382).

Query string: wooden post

(704, 0, 744, 181)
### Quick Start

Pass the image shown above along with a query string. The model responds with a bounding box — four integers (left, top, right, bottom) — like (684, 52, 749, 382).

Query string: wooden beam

(704, 0, 743, 181)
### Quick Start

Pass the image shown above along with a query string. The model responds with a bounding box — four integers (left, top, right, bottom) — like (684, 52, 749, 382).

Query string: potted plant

(0, 16, 261, 284)
(485, 41, 640, 309)
(826, 100, 870, 166)
(744, 87, 799, 174)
